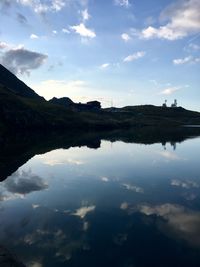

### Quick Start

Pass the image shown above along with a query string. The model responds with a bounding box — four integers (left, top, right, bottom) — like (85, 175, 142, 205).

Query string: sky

(0, 0, 199, 110)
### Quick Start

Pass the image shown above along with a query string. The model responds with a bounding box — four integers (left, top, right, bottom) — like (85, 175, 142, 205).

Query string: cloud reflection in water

(138, 203, 200, 248)
(0, 169, 48, 202)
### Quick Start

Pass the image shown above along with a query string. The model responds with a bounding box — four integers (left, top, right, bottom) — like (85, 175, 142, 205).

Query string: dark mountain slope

(0, 84, 90, 131)
(0, 85, 43, 130)
(0, 64, 44, 100)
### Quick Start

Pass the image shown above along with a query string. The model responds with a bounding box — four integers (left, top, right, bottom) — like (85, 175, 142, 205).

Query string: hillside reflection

(0, 127, 200, 267)
(1, 126, 200, 182)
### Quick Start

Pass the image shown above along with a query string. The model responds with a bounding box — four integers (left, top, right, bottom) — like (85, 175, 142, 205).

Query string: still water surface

(0, 133, 200, 267)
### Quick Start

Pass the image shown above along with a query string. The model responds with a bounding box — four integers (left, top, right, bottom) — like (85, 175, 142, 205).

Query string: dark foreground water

(0, 128, 200, 267)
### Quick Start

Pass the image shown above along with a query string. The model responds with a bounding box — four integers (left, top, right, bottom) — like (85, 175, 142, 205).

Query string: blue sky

(0, 0, 200, 110)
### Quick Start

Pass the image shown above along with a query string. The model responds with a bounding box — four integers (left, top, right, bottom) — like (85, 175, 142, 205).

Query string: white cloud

(158, 151, 182, 160)
(0, 41, 10, 49)
(0, 41, 23, 50)
(30, 34, 39, 39)
(82, 8, 90, 21)
(141, 0, 200, 40)
(70, 23, 96, 38)
(100, 63, 110, 69)
(173, 56, 200, 65)
(41, 157, 85, 166)
(17, 0, 66, 13)
(101, 176, 109, 182)
(123, 51, 145, 62)
(171, 179, 199, 189)
(51, 0, 65, 11)
(114, 0, 130, 8)
(73, 205, 95, 219)
(62, 28, 70, 34)
(122, 183, 144, 193)
(159, 86, 180, 95)
(141, 26, 184, 40)
(121, 33, 131, 42)
(32, 204, 40, 209)
(138, 203, 200, 247)
(173, 56, 192, 65)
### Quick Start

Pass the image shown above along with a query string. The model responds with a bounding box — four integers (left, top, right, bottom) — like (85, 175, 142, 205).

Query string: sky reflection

(0, 137, 200, 266)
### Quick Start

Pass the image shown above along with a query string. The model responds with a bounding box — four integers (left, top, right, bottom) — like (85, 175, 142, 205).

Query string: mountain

(0, 63, 200, 133)
(49, 97, 74, 107)
(0, 82, 88, 131)
(0, 65, 120, 131)
(0, 65, 86, 131)
(0, 64, 44, 100)
(49, 97, 101, 111)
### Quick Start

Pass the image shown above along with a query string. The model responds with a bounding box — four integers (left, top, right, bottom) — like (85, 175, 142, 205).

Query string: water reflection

(162, 141, 177, 150)
(0, 127, 200, 266)
(0, 170, 48, 203)
(122, 183, 144, 193)
(171, 179, 199, 189)
(4, 170, 48, 195)
(138, 203, 200, 247)
(1, 126, 200, 182)
(73, 205, 96, 219)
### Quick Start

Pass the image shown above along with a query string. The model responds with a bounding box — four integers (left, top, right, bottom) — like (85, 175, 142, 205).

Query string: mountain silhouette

(0, 64, 44, 100)
(0, 64, 200, 132)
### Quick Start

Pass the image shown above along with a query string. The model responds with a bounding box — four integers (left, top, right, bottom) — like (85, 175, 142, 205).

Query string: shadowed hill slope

(0, 64, 44, 100)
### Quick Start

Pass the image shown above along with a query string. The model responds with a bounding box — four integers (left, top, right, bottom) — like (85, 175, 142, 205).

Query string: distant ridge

(49, 97, 74, 107)
(0, 64, 44, 100)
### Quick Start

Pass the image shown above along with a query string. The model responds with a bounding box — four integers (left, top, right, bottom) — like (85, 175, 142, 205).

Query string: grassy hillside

(0, 85, 132, 131)
(0, 64, 200, 132)
(105, 105, 200, 126)
(1, 83, 200, 132)
(0, 84, 86, 130)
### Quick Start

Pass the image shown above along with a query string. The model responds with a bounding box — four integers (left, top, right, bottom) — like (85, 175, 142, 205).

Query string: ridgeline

(0, 63, 200, 133)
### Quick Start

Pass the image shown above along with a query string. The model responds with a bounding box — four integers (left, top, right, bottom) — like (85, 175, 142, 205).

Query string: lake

(0, 127, 200, 267)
